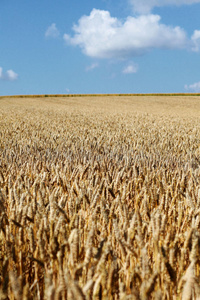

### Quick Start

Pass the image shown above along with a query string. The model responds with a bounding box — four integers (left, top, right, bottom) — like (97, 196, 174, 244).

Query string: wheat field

(0, 95, 200, 299)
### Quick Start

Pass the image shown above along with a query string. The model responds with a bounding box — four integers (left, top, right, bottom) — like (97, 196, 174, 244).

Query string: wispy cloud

(122, 62, 138, 74)
(64, 9, 188, 59)
(86, 62, 99, 71)
(185, 81, 200, 92)
(129, 0, 200, 14)
(45, 23, 60, 38)
(0, 67, 18, 81)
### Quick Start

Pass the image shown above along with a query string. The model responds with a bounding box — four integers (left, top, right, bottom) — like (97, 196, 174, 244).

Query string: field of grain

(0, 95, 200, 299)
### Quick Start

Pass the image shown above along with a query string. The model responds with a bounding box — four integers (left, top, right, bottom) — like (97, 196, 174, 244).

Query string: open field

(0, 95, 200, 299)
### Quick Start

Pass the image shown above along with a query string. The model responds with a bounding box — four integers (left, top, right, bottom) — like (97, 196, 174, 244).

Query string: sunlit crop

(0, 95, 199, 299)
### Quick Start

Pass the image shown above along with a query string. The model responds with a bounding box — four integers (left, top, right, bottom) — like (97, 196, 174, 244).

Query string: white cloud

(86, 62, 99, 71)
(0, 67, 18, 81)
(45, 23, 60, 38)
(64, 9, 187, 59)
(191, 30, 200, 52)
(129, 0, 200, 14)
(122, 62, 138, 74)
(185, 81, 200, 92)
(6, 70, 18, 81)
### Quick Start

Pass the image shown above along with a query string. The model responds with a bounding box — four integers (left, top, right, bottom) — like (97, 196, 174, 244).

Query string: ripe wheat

(0, 95, 199, 299)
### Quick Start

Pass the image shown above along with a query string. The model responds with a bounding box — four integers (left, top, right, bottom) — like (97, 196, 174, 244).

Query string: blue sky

(1, 0, 200, 95)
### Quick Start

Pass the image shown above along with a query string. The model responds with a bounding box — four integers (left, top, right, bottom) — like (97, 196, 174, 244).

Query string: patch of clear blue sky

(0, 0, 200, 95)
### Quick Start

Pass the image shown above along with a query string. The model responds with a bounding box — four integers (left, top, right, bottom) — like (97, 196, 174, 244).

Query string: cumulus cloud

(122, 62, 138, 74)
(191, 30, 200, 52)
(86, 62, 99, 71)
(6, 70, 18, 81)
(64, 9, 187, 59)
(0, 67, 18, 81)
(45, 23, 60, 38)
(129, 0, 200, 14)
(185, 81, 200, 92)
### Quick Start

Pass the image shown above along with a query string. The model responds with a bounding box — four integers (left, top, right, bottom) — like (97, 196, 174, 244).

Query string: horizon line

(1, 93, 200, 98)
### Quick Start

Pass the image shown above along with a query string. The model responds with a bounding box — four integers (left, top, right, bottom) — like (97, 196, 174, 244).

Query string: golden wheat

(0, 95, 199, 299)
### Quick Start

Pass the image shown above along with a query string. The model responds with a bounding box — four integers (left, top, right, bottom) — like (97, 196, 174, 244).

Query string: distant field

(0, 95, 200, 299)
(0, 94, 200, 116)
